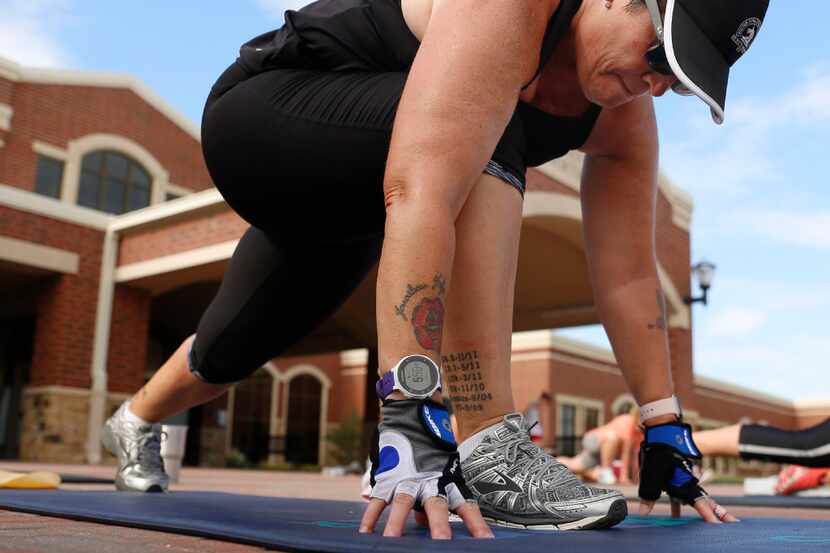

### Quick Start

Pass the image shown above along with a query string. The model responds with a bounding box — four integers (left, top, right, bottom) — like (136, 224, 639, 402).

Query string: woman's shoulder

(402, 0, 562, 43)
(400, 0, 432, 41)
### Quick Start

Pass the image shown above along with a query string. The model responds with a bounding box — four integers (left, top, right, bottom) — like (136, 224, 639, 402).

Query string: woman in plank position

(102, 0, 769, 538)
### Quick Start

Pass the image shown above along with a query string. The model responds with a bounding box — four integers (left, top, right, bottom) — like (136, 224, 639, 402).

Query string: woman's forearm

(581, 153, 675, 410)
(376, 197, 456, 378)
(593, 274, 675, 405)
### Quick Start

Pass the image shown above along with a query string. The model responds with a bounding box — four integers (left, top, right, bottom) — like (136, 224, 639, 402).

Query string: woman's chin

(590, 88, 631, 109)
(585, 77, 635, 108)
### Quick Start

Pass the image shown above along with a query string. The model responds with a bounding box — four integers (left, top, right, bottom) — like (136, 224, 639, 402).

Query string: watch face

(398, 356, 439, 396)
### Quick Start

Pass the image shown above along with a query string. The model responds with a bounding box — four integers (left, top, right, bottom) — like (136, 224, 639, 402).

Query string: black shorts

(739, 419, 830, 468)
(190, 63, 527, 383)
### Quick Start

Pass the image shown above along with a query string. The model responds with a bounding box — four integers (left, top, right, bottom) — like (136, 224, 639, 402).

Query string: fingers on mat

(456, 502, 495, 538)
(710, 500, 739, 522)
(424, 496, 451, 540)
(359, 498, 387, 534)
(383, 492, 415, 537)
(692, 497, 723, 524)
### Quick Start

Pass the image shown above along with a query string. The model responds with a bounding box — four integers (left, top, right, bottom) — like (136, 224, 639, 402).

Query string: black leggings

(739, 418, 830, 468)
(190, 63, 524, 383)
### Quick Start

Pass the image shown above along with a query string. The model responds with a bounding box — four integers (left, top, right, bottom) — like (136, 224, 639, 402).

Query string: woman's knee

(187, 335, 260, 385)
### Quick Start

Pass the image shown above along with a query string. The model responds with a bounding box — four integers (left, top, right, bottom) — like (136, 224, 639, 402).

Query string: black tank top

(238, 0, 600, 164)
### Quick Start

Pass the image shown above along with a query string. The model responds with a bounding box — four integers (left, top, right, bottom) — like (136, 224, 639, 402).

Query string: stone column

(21, 280, 150, 462)
(21, 271, 99, 461)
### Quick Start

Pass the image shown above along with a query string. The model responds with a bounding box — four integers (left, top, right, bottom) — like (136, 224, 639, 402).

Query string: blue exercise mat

(712, 495, 830, 509)
(636, 494, 830, 510)
(0, 490, 828, 552)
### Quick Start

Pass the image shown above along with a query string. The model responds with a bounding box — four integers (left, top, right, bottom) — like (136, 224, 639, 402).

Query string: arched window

(77, 150, 152, 214)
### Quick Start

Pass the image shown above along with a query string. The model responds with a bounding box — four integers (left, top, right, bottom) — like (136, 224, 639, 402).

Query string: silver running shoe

(101, 402, 169, 492)
(462, 413, 627, 530)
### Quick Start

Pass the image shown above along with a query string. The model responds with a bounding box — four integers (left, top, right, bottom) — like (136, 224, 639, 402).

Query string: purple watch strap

(375, 371, 396, 399)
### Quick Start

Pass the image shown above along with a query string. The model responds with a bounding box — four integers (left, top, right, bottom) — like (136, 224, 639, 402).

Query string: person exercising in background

(559, 406, 643, 485)
(100, 0, 770, 539)
(558, 414, 830, 483)
(696, 417, 830, 496)
(558, 415, 830, 491)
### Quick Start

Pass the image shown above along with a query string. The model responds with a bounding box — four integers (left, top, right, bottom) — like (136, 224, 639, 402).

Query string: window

(77, 150, 152, 214)
(34, 156, 64, 199)
(557, 404, 577, 456)
(554, 395, 605, 456)
(584, 407, 599, 433)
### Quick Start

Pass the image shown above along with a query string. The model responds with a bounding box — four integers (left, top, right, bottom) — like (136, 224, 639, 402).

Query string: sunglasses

(644, 0, 693, 96)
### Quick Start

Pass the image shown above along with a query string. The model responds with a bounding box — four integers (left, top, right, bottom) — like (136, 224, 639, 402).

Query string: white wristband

(639, 396, 681, 424)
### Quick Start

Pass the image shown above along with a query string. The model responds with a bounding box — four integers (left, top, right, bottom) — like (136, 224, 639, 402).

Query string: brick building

(0, 55, 827, 471)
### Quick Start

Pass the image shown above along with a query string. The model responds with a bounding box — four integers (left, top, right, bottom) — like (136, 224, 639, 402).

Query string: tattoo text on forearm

(394, 283, 427, 320)
(443, 350, 492, 413)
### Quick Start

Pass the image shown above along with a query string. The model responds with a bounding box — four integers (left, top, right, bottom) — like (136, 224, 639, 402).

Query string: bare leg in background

(693, 425, 741, 457)
(128, 335, 231, 422)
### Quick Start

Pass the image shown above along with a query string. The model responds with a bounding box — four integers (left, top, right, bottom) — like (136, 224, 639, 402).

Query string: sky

(0, 0, 827, 402)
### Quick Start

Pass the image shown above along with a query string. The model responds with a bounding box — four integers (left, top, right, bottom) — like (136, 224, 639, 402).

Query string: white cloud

(0, 0, 72, 67)
(254, 0, 309, 19)
(705, 306, 767, 338)
(730, 64, 830, 127)
(696, 335, 830, 402)
(733, 209, 830, 249)
(662, 64, 830, 198)
(711, 278, 830, 312)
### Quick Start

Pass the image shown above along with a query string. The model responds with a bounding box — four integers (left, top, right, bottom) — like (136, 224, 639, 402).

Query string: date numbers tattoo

(443, 350, 492, 413)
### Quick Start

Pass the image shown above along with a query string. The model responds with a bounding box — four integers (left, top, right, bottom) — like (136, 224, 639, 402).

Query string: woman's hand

(358, 399, 493, 539)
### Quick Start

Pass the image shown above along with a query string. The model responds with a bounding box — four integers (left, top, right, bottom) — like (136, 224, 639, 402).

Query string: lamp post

(684, 261, 716, 306)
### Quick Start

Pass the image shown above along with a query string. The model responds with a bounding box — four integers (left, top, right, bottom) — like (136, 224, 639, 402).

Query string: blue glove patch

(670, 467, 693, 488)
(420, 402, 456, 446)
(375, 446, 400, 476)
(645, 423, 701, 458)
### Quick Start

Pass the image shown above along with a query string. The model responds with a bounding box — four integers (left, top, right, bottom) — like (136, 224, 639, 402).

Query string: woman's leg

(105, 227, 381, 493)
(441, 177, 626, 527)
(106, 68, 401, 492)
(438, 174, 523, 440)
(129, 227, 383, 422)
(128, 335, 223, 422)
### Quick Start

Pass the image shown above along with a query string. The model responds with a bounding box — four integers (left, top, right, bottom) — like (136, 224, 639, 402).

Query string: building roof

(0, 56, 199, 142)
(537, 152, 694, 231)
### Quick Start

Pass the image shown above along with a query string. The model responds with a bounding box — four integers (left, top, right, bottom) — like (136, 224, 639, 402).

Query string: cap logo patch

(731, 18, 762, 54)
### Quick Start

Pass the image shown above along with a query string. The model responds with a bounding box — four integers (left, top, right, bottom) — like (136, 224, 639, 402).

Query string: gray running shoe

(101, 402, 169, 492)
(462, 413, 627, 530)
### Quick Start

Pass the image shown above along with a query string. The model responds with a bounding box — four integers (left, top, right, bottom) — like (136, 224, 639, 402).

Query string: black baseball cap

(664, 0, 770, 124)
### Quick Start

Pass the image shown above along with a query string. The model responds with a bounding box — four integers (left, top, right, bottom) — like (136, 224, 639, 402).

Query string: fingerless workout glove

(639, 421, 708, 505)
(369, 399, 472, 510)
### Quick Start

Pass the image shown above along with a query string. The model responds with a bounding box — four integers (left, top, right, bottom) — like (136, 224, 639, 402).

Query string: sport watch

(376, 355, 442, 400)
(639, 395, 682, 424)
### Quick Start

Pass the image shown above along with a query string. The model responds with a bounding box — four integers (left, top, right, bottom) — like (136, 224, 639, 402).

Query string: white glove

(369, 399, 471, 511)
